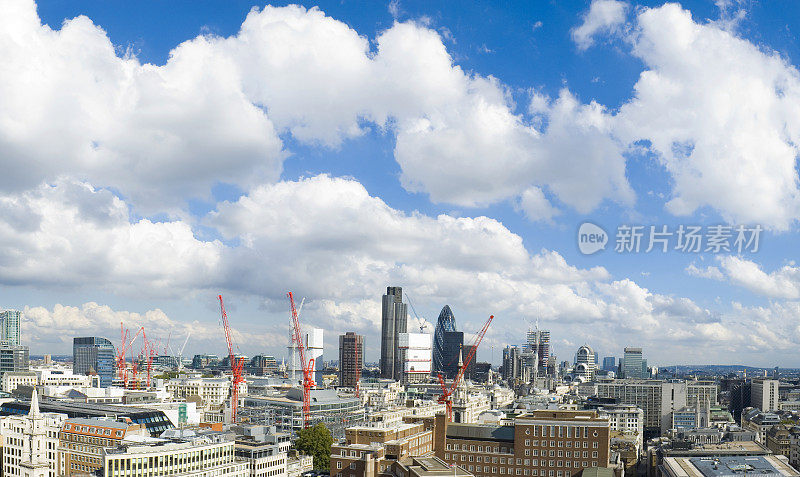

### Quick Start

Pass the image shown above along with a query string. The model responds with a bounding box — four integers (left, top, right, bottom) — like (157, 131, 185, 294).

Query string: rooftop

(663, 456, 800, 477)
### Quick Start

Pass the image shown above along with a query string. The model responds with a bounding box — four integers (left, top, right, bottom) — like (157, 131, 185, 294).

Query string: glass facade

(73, 337, 115, 387)
(0, 310, 21, 346)
(433, 305, 458, 377)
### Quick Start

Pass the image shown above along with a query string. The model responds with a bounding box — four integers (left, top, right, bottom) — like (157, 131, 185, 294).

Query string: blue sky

(2, 0, 800, 367)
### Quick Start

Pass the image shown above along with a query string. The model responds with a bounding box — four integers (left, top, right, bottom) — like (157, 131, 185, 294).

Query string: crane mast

(219, 295, 246, 423)
(437, 314, 494, 421)
(288, 291, 314, 428)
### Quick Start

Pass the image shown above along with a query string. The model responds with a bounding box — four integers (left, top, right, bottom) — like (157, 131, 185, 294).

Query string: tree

(294, 423, 334, 471)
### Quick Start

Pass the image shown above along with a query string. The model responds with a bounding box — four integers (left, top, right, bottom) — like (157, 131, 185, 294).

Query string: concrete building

(391, 456, 473, 476)
(98, 429, 249, 477)
(3, 370, 36, 392)
(660, 455, 798, 477)
(596, 379, 718, 437)
(751, 379, 780, 412)
(233, 425, 291, 477)
(437, 410, 613, 477)
(331, 420, 435, 476)
(73, 337, 115, 387)
(58, 417, 150, 475)
(0, 309, 21, 345)
(380, 287, 408, 381)
(306, 328, 323, 385)
(742, 408, 781, 444)
(0, 343, 29, 381)
(621, 348, 643, 379)
(242, 388, 364, 437)
(575, 346, 596, 381)
(339, 332, 364, 388)
(398, 332, 432, 384)
(0, 389, 65, 477)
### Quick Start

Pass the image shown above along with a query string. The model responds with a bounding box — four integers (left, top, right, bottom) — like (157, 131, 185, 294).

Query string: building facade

(339, 332, 364, 388)
(621, 348, 643, 379)
(0, 309, 21, 345)
(398, 332, 432, 383)
(433, 305, 457, 376)
(380, 287, 408, 381)
(0, 389, 65, 477)
(437, 410, 612, 477)
(752, 379, 780, 412)
(73, 337, 115, 387)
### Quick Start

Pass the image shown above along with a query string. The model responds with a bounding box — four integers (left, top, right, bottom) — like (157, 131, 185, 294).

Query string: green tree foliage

(294, 423, 334, 471)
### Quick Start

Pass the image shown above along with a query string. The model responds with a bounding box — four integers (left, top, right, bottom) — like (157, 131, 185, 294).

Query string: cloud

(0, 0, 633, 220)
(0, 180, 223, 296)
(572, 0, 629, 50)
(685, 262, 725, 280)
(615, 3, 800, 230)
(716, 256, 800, 299)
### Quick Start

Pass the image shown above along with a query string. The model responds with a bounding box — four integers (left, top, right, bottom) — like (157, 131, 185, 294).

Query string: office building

(575, 345, 596, 381)
(0, 400, 174, 436)
(596, 379, 718, 437)
(58, 417, 151, 476)
(438, 331, 464, 379)
(436, 410, 612, 477)
(525, 328, 550, 371)
(97, 428, 248, 477)
(602, 357, 615, 372)
(305, 327, 323, 385)
(661, 455, 798, 477)
(232, 425, 291, 477)
(242, 388, 364, 437)
(331, 420, 435, 476)
(399, 332, 432, 383)
(0, 309, 21, 345)
(380, 286, 408, 380)
(433, 305, 457, 375)
(0, 389, 65, 477)
(622, 348, 643, 379)
(752, 379, 780, 412)
(73, 337, 115, 387)
(502, 346, 521, 384)
(0, 343, 29, 380)
(339, 332, 364, 388)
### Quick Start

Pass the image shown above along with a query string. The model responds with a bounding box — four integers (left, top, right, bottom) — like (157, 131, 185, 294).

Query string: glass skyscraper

(73, 337, 115, 387)
(623, 347, 644, 379)
(0, 310, 21, 345)
(433, 305, 457, 375)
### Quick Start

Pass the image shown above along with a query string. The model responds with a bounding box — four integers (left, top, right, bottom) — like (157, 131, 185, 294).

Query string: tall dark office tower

(433, 305, 457, 375)
(440, 330, 464, 379)
(73, 337, 115, 387)
(339, 332, 364, 388)
(602, 356, 616, 372)
(380, 287, 407, 380)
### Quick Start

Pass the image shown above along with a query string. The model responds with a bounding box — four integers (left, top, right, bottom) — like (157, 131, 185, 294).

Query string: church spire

(28, 387, 40, 419)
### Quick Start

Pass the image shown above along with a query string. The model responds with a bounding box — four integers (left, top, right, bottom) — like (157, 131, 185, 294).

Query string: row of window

(446, 453, 599, 464)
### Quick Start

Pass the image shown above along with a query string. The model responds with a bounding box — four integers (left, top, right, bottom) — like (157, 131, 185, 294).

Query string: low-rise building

(436, 409, 614, 477)
(57, 417, 150, 476)
(233, 425, 291, 477)
(660, 455, 798, 477)
(0, 389, 65, 477)
(331, 420, 435, 476)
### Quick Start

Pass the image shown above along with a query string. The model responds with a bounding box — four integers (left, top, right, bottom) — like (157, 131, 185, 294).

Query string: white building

(752, 379, 780, 412)
(598, 404, 644, 450)
(165, 376, 246, 411)
(575, 345, 596, 381)
(0, 389, 66, 477)
(306, 328, 323, 386)
(398, 332, 432, 383)
(2, 371, 36, 392)
(101, 429, 248, 477)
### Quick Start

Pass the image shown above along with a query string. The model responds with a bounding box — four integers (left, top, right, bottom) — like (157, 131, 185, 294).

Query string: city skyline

(2, 0, 800, 366)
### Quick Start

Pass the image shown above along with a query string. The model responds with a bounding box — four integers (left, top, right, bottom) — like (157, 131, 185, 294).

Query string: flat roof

(663, 456, 800, 477)
(446, 423, 515, 442)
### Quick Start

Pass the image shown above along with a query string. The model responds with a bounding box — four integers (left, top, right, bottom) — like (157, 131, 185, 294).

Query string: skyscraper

(602, 356, 616, 372)
(380, 287, 407, 380)
(622, 347, 644, 379)
(306, 328, 323, 386)
(0, 310, 21, 346)
(433, 305, 457, 375)
(525, 328, 550, 371)
(73, 337, 115, 387)
(398, 332, 431, 383)
(575, 345, 596, 380)
(338, 332, 364, 388)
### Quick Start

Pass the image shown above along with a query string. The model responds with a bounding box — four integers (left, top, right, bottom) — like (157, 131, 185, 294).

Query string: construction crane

(288, 291, 314, 428)
(405, 293, 429, 332)
(218, 295, 246, 423)
(116, 324, 143, 388)
(169, 332, 192, 371)
(437, 314, 494, 421)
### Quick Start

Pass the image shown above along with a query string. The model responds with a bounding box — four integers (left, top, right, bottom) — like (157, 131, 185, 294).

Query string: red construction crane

(288, 291, 314, 428)
(219, 295, 246, 423)
(437, 314, 494, 421)
(116, 324, 143, 387)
